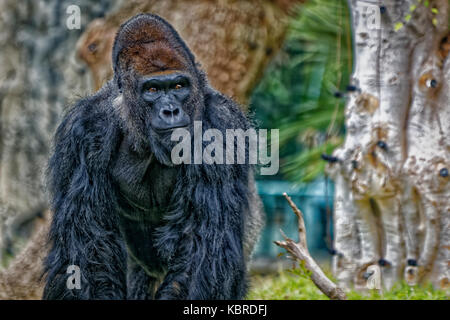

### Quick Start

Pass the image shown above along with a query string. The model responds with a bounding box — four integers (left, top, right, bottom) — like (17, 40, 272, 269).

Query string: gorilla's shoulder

(61, 82, 118, 136)
(54, 81, 120, 162)
(204, 87, 251, 131)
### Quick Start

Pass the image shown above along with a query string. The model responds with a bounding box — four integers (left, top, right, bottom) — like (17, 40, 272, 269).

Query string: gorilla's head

(112, 14, 206, 165)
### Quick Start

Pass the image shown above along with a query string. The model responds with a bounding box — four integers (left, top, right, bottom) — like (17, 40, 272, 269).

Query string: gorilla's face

(139, 71, 191, 132)
(119, 69, 196, 166)
(112, 15, 205, 165)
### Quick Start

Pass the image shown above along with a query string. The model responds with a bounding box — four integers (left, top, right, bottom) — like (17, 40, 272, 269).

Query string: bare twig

(274, 193, 347, 300)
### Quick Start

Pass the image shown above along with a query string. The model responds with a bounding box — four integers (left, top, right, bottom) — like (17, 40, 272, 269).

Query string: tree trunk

(329, 0, 449, 291)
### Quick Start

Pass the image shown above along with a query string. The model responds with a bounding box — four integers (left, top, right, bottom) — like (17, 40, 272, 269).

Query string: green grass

(247, 270, 449, 300)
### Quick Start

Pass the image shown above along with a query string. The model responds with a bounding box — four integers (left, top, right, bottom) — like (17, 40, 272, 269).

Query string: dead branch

(274, 193, 347, 300)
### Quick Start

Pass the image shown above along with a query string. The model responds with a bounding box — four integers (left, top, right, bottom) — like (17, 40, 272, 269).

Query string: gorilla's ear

(204, 87, 227, 108)
(203, 86, 248, 129)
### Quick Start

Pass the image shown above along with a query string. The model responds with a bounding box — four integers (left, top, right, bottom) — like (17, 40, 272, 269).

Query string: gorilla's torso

(111, 134, 177, 277)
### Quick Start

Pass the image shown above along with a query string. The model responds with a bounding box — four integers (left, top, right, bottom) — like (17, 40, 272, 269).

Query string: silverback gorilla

(43, 14, 263, 299)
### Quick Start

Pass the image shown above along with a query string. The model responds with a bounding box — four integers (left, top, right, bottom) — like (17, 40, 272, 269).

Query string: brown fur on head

(112, 14, 198, 90)
(121, 41, 186, 76)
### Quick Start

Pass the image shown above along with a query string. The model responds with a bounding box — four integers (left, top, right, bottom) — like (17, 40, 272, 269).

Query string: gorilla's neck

(111, 133, 177, 220)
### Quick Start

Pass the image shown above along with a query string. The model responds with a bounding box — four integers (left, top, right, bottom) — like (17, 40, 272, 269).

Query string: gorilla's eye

(148, 87, 158, 93)
(174, 84, 183, 90)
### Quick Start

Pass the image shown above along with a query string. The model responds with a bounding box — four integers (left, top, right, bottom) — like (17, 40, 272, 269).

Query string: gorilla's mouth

(153, 125, 189, 133)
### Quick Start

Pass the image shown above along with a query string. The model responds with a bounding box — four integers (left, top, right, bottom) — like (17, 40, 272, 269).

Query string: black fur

(43, 14, 261, 300)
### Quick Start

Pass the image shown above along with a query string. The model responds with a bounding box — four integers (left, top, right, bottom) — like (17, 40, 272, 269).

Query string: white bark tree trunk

(329, 0, 449, 291)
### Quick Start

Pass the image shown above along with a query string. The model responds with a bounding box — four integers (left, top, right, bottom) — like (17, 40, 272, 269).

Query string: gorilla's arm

(43, 92, 127, 299)
(154, 89, 250, 300)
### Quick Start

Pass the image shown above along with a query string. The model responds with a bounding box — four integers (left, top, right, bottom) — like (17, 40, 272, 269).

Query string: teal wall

(254, 179, 334, 259)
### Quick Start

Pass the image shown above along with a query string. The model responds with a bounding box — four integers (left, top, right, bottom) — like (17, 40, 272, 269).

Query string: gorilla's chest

(112, 154, 176, 219)
(111, 137, 177, 214)
(111, 137, 177, 270)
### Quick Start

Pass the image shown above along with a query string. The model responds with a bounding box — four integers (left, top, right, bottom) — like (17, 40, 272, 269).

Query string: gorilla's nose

(158, 105, 185, 127)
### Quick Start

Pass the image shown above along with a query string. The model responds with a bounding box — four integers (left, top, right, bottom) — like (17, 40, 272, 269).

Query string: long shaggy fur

(43, 14, 263, 300)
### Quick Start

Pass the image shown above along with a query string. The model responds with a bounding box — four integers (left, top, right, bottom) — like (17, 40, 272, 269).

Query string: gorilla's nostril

(161, 107, 181, 118)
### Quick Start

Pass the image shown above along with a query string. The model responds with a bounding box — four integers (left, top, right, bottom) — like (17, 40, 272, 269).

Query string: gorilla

(43, 14, 263, 300)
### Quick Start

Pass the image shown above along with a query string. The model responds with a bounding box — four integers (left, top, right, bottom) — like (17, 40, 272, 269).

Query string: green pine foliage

(249, 0, 352, 182)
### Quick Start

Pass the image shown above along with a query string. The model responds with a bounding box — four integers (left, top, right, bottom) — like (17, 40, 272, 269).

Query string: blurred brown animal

(77, 0, 303, 104)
